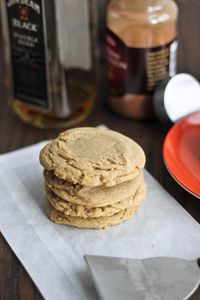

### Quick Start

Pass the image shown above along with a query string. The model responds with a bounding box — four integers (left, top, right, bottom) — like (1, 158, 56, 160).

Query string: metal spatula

(84, 255, 200, 300)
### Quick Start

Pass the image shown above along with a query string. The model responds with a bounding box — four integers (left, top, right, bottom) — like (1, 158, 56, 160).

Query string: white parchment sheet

(0, 141, 199, 300)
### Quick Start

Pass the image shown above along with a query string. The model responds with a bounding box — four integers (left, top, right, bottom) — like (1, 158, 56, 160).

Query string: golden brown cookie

(40, 127, 145, 186)
(46, 182, 146, 218)
(47, 188, 145, 229)
(45, 170, 144, 207)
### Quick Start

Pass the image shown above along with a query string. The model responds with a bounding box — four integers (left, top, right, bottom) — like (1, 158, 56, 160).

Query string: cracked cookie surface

(40, 127, 145, 186)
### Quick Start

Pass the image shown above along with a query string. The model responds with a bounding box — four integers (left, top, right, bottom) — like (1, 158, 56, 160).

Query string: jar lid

(153, 73, 200, 123)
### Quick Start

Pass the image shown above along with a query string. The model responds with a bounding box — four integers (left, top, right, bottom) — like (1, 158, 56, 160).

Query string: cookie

(40, 127, 145, 186)
(47, 190, 145, 229)
(44, 168, 140, 193)
(45, 170, 144, 207)
(46, 182, 146, 218)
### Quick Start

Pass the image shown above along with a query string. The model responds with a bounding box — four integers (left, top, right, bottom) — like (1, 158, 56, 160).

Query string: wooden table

(0, 0, 200, 299)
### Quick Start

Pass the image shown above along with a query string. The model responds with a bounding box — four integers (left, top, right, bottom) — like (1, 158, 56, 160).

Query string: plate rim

(163, 112, 200, 199)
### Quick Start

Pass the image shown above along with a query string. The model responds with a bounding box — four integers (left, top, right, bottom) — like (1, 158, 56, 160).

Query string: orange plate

(163, 111, 200, 198)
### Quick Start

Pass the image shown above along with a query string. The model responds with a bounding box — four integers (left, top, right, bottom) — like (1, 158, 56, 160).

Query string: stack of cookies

(39, 127, 146, 229)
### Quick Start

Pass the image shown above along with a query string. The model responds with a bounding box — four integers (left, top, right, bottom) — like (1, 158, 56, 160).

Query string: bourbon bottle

(1, 0, 97, 128)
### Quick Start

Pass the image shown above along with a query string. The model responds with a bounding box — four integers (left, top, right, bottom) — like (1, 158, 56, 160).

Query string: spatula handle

(197, 258, 200, 267)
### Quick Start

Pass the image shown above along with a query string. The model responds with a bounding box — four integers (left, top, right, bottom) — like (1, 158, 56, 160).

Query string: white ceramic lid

(154, 73, 200, 123)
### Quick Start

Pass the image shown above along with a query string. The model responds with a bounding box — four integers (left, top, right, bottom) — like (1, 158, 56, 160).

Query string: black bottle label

(106, 29, 177, 97)
(6, 0, 49, 108)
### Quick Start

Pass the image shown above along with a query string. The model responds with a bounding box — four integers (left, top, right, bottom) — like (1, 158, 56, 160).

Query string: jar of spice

(106, 0, 178, 119)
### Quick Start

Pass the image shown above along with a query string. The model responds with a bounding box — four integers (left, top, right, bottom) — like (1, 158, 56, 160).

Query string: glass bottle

(1, 0, 98, 128)
(106, 0, 178, 119)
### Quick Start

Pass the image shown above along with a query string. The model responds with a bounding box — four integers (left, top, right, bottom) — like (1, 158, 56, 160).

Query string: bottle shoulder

(107, 0, 178, 47)
(107, 0, 178, 25)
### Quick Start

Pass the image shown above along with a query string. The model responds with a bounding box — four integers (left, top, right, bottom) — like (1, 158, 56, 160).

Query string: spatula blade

(84, 255, 200, 300)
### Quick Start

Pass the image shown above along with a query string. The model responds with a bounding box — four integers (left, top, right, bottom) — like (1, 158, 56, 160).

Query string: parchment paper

(0, 141, 199, 300)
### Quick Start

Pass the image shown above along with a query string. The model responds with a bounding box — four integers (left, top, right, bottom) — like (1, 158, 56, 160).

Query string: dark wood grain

(176, 0, 200, 81)
(0, 0, 200, 299)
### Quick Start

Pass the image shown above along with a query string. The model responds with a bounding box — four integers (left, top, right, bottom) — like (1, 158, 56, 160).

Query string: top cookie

(39, 127, 145, 186)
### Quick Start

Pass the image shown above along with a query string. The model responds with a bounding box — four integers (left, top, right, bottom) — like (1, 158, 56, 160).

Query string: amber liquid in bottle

(1, 0, 96, 128)
(10, 70, 96, 129)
